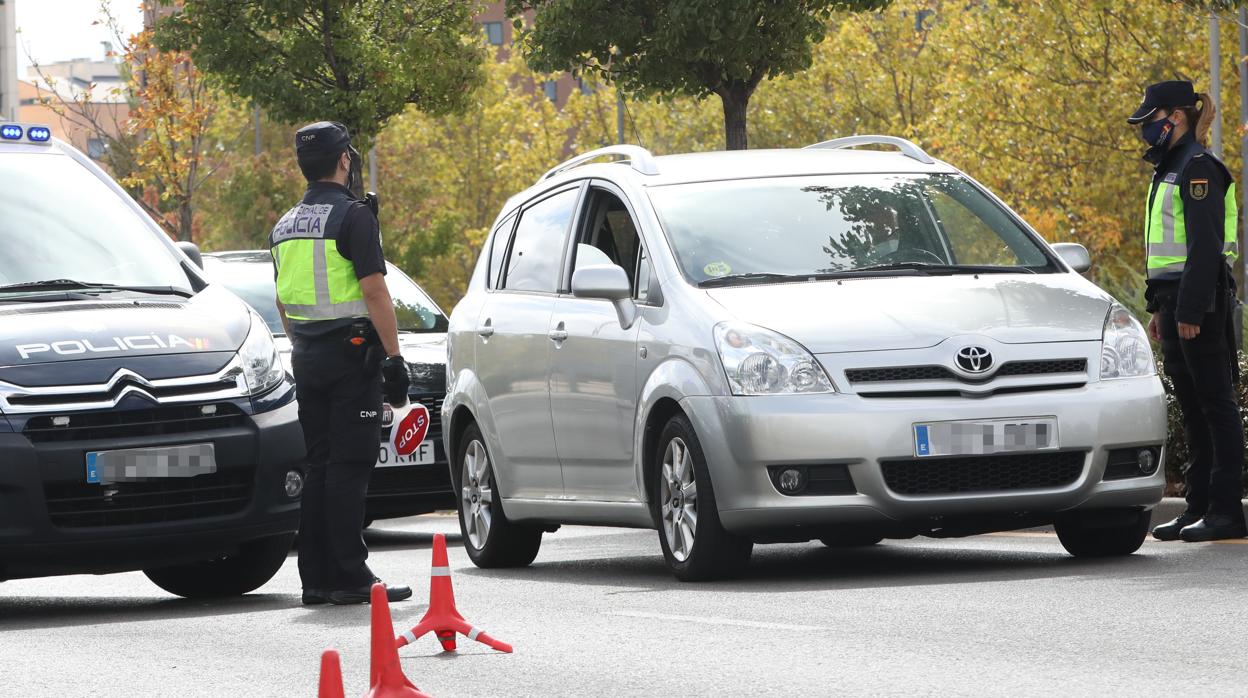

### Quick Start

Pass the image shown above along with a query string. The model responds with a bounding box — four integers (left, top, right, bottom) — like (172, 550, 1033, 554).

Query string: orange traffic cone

(395, 533, 513, 654)
(366, 583, 432, 698)
(318, 649, 345, 698)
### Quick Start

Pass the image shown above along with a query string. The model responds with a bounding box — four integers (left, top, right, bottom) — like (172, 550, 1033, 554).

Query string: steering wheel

(878, 247, 946, 265)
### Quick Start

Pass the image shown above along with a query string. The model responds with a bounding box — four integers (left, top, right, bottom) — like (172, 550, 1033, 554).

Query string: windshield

(0, 153, 191, 293)
(202, 256, 447, 335)
(647, 173, 1056, 286)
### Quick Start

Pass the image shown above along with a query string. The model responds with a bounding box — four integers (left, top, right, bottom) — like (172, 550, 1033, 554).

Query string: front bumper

(0, 397, 305, 580)
(682, 377, 1167, 535)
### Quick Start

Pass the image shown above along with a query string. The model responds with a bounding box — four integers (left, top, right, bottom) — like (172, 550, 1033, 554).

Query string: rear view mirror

(1052, 242, 1091, 274)
(176, 240, 204, 269)
(572, 264, 637, 328)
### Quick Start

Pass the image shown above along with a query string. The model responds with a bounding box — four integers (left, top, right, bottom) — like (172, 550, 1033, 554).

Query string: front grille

(23, 403, 248, 443)
(8, 377, 239, 408)
(43, 467, 254, 528)
(846, 359, 1087, 384)
(881, 451, 1086, 496)
(368, 463, 452, 497)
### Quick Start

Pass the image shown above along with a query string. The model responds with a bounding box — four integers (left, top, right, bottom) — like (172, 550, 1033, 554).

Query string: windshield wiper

(0, 279, 192, 298)
(853, 262, 1036, 275)
(698, 272, 806, 288)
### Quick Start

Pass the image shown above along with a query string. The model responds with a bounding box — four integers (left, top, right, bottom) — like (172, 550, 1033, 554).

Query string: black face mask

(345, 145, 362, 194)
(1140, 116, 1175, 165)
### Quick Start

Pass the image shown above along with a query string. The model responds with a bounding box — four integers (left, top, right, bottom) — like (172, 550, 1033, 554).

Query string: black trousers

(1158, 301, 1245, 520)
(291, 333, 383, 591)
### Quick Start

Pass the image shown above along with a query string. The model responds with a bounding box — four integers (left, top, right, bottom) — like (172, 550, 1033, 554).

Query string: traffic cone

(366, 583, 432, 698)
(318, 649, 345, 698)
(395, 533, 513, 654)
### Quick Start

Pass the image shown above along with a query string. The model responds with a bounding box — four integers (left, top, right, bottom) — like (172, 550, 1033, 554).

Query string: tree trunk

(178, 200, 193, 242)
(719, 86, 751, 151)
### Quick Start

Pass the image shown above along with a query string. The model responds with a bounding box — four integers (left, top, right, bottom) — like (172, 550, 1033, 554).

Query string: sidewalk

(1150, 497, 1248, 524)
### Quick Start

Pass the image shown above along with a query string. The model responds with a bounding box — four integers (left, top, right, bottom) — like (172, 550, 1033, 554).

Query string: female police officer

(1128, 81, 1246, 542)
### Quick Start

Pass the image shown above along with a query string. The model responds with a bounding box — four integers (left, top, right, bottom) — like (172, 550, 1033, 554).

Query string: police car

(0, 125, 304, 597)
(201, 251, 454, 522)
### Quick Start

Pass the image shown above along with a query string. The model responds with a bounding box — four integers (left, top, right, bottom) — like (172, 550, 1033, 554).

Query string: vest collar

(1154, 131, 1198, 173)
(304, 181, 353, 200)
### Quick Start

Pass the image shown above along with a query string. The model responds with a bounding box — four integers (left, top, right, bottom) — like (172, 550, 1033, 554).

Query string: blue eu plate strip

(86, 452, 100, 484)
(914, 425, 931, 457)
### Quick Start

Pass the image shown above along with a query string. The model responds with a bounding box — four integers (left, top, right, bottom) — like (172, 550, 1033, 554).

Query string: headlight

(1100, 305, 1155, 379)
(714, 322, 835, 395)
(238, 312, 285, 395)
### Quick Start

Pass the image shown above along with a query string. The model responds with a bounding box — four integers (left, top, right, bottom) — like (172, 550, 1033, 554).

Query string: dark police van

(0, 125, 304, 597)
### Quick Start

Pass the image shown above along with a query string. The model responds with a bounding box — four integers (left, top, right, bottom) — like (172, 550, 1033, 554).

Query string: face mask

(1140, 116, 1174, 149)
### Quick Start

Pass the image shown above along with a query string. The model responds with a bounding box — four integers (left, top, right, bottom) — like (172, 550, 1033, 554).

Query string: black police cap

(1127, 81, 1197, 124)
(294, 121, 352, 158)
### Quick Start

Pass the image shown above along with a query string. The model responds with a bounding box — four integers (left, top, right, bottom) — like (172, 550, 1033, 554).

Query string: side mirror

(571, 264, 637, 328)
(176, 240, 204, 269)
(1052, 242, 1091, 274)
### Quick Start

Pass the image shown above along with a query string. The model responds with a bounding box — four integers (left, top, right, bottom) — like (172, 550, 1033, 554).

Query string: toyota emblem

(955, 346, 993, 373)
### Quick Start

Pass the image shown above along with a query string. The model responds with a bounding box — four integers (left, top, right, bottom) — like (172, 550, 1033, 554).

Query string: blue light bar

(26, 126, 51, 143)
(0, 124, 22, 140)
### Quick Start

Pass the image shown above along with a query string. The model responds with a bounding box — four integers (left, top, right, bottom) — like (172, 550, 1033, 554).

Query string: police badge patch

(1190, 178, 1209, 201)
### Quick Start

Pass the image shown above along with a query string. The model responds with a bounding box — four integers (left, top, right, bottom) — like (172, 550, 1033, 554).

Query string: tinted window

(573, 190, 641, 288)
(0, 153, 190, 292)
(503, 188, 578, 293)
(647, 173, 1054, 286)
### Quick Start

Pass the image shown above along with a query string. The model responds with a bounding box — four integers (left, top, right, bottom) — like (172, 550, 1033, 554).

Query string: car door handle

(548, 321, 568, 342)
(478, 319, 495, 338)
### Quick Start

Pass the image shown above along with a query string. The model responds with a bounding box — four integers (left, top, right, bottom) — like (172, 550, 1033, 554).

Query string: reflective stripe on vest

(1145, 178, 1239, 279)
(271, 199, 369, 322)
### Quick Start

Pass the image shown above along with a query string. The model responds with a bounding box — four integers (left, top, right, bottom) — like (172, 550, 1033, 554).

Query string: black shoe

(1151, 512, 1203, 541)
(302, 589, 330, 605)
(327, 580, 413, 605)
(1179, 514, 1248, 542)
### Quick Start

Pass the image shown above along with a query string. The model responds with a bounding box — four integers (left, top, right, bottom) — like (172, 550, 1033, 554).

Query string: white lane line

(608, 610, 827, 632)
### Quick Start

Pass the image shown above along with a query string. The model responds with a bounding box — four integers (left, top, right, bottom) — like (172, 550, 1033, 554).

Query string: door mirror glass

(1052, 242, 1091, 273)
(571, 263, 632, 301)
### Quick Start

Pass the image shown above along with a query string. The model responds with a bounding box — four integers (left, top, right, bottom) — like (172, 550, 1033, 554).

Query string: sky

(14, 0, 144, 77)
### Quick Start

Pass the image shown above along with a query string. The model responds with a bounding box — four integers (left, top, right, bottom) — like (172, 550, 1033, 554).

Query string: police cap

(1127, 81, 1197, 124)
(294, 121, 352, 159)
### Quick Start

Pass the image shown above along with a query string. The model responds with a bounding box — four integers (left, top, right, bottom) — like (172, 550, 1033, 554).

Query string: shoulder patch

(1190, 178, 1210, 201)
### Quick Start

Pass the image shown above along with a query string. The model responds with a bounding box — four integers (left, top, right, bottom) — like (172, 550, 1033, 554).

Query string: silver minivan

(444, 136, 1167, 580)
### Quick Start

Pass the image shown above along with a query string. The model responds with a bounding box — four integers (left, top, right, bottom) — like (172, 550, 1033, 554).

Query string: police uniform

(271, 122, 411, 604)
(1129, 82, 1247, 541)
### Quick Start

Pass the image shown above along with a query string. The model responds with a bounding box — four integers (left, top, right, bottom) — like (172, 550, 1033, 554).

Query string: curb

(1150, 496, 1248, 525)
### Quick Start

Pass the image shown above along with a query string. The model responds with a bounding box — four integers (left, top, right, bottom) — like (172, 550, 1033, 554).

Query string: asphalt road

(2, 514, 1246, 697)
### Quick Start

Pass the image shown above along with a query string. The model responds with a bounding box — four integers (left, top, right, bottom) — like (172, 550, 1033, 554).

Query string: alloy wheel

(660, 436, 699, 562)
(461, 439, 493, 549)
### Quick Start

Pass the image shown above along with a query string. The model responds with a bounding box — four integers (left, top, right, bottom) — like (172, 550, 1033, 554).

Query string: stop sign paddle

(390, 402, 430, 457)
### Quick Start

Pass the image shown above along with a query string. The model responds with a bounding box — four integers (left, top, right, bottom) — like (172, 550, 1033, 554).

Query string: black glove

(381, 355, 410, 407)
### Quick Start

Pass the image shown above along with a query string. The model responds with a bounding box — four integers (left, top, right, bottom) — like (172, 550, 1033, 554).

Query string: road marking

(608, 610, 827, 632)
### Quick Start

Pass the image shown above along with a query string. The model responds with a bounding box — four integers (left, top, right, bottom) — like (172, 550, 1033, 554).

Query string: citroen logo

(955, 346, 993, 374)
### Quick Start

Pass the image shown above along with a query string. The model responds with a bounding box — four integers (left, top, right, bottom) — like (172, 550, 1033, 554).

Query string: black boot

(327, 579, 413, 605)
(1151, 512, 1203, 541)
(1179, 514, 1248, 542)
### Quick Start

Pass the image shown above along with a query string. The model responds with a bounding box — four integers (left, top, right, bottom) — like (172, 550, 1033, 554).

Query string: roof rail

(804, 135, 934, 165)
(540, 144, 659, 182)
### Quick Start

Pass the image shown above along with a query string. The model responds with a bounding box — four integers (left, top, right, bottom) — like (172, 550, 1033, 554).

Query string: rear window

(0, 153, 189, 291)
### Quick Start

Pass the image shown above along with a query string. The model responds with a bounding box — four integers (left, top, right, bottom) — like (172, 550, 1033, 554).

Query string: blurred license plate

(913, 417, 1057, 458)
(377, 440, 435, 468)
(86, 443, 216, 484)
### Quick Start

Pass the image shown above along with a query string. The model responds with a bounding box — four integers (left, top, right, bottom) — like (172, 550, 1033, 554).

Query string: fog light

(284, 469, 305, 498)
(1137, 448, 1158, 475)
(777, 467, 806, 494)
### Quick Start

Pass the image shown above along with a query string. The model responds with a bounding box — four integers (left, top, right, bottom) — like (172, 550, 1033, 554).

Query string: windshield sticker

(703, 262, 732, 277)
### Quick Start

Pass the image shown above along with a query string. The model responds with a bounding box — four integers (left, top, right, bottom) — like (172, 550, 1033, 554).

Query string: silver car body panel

(444, 147, 1167, 535)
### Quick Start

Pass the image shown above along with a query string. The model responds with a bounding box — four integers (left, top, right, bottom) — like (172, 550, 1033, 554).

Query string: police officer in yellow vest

(271, 122, 413, 604)
(1129, 81, 1246, 542)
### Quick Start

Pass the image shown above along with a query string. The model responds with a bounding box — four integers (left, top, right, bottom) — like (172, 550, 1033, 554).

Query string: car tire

(1054, 509, 1151, 557)
(819, 534, 884, 548)
(456, 422, 542, 568)
(654, 413, 753, 581)
(143, 533, 294, 598)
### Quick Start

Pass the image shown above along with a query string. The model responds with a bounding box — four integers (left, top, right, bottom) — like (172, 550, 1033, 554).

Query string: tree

(507, 0, 892, 150)
(157, 0, 485, 192)
(30, 2, 228, 242)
